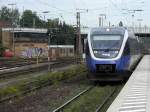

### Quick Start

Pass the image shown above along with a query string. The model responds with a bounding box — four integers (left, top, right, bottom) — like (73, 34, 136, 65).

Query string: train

(85, 27, 142, 81)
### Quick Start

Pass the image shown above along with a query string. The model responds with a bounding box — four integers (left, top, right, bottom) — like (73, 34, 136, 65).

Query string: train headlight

(110, 50, 119, 57)
(94, 50, 98, 54)
(106, 28, 110, 32)
(114, 51, 119, 54)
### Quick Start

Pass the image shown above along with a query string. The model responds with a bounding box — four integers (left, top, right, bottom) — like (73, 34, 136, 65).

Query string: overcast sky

(0, 0, 149, 27)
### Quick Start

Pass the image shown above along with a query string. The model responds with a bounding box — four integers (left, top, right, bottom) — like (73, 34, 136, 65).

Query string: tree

(47, 18, 59, 28)
(0, 6, 11, 22)
(49, 22, 74, 45)
(0, 6, 20, 26)
(119, 21, 123, 27)
(20, 10, 43, 28)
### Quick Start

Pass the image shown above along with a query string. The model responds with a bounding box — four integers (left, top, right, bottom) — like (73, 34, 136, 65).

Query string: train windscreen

(91, 35, 123, 50)
(91, 35, 123, 58)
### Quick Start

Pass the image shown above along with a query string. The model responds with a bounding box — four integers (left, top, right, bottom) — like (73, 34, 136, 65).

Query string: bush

(0, 64, 86, 99)
(0, 44, 5, 57)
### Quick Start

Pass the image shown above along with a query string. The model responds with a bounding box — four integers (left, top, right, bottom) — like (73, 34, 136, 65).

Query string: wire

(108, 0, 121, 10)
(37, 0, 74, 14)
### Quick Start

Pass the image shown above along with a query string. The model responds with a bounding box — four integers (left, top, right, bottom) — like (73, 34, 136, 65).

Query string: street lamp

(42, 11, 50, 28)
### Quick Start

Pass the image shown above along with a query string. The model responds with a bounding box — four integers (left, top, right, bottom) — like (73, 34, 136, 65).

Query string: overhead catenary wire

(37, 0, 74, 14)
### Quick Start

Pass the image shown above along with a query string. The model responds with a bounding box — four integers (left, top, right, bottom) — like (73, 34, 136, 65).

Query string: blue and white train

(85, 27, 142, 81)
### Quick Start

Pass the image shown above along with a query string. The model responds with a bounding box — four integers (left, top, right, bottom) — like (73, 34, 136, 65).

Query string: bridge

(2, 26, 150, 35)
(2, 28, 47, 33)
(2, 27, 150, 53)
(81, 26, 150, 36)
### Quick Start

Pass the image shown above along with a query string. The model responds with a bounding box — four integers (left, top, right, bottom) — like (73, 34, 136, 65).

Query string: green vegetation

(0, 6, 20, 26)
(99, 86, 123, 112)
(0, 64, 87, 100)
(63, 86, 115, 112)
(48, 22, 75, 45)
(0, 6, 75, 45)
(0, 44, 5, 57)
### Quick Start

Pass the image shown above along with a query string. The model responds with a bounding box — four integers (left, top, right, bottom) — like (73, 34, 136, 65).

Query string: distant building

(0, 28, 76, 58)
(0, 28, 48, 57)
(0, 21, 11, 28)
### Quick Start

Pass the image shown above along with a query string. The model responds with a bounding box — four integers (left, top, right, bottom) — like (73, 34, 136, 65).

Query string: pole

(42, 11, 50, 28)
(48, 33, 51, 71)
(99, 17, 102, 27)
(132, 14, 134, 30)
(102, 16, 103, 27)
(33, 18, 35, 28)
(76, 12, 82, 56)
(109, 21, 111, 27)
(8, 3, 16, 57)
(22, 6, 24, 28)
(99, 14, 106, 27)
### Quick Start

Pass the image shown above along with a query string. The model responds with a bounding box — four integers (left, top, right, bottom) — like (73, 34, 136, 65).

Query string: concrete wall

(15, 42, 48, 58)
(48, 46, 74, 60)
(0, 29, 75, 59)
(2, 31, 12, 49)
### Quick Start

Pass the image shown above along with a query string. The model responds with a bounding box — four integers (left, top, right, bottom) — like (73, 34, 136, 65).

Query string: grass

(99, 85, 123, 112)
(63, 86, 115, 112)
(0, 64, 87, 100)
(48, 84, 90, 111)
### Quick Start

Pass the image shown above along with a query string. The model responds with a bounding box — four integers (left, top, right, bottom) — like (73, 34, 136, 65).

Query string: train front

(86, 27, 129, 80)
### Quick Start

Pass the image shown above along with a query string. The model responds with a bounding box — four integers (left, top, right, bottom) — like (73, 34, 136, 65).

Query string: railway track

(0, 64, 87, 103)
(95, 87, 118, 112)
(53, 86, 93, 112)
(52, 85, 121, 112)
(0, 59, 78, 79)
(0, 57, 79, 71)
(0, 78, 53, 103)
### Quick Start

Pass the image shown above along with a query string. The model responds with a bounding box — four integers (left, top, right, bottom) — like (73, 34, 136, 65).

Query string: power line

(108, 0, 121, 10)
(37, 0, 74, 14)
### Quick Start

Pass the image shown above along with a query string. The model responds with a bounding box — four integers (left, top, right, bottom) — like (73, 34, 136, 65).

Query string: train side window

(85, 42, 90, 55)
(128, 38, 134, 54)
(124, 40, 130, 55)
(128, 38, 139, 54)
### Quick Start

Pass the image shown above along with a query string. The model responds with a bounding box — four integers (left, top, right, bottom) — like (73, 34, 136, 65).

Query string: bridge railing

(128, 27, 150, 34)
(81, 27, 150, 34)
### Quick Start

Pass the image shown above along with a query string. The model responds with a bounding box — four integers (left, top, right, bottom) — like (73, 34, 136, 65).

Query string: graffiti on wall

(21, 47, 48, 58)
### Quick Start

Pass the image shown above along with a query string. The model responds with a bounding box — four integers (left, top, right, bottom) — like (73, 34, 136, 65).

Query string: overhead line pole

(99, 14, 106, 27)
(75, 9, 88, 59)
(8, 3, 16, 57)
(76, 12, 82, 56)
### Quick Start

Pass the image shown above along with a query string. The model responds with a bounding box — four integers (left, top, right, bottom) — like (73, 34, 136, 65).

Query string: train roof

(90, 27, 127, 35)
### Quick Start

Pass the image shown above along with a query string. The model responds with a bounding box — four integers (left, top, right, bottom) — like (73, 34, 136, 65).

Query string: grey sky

(0, 0, 149, 27)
